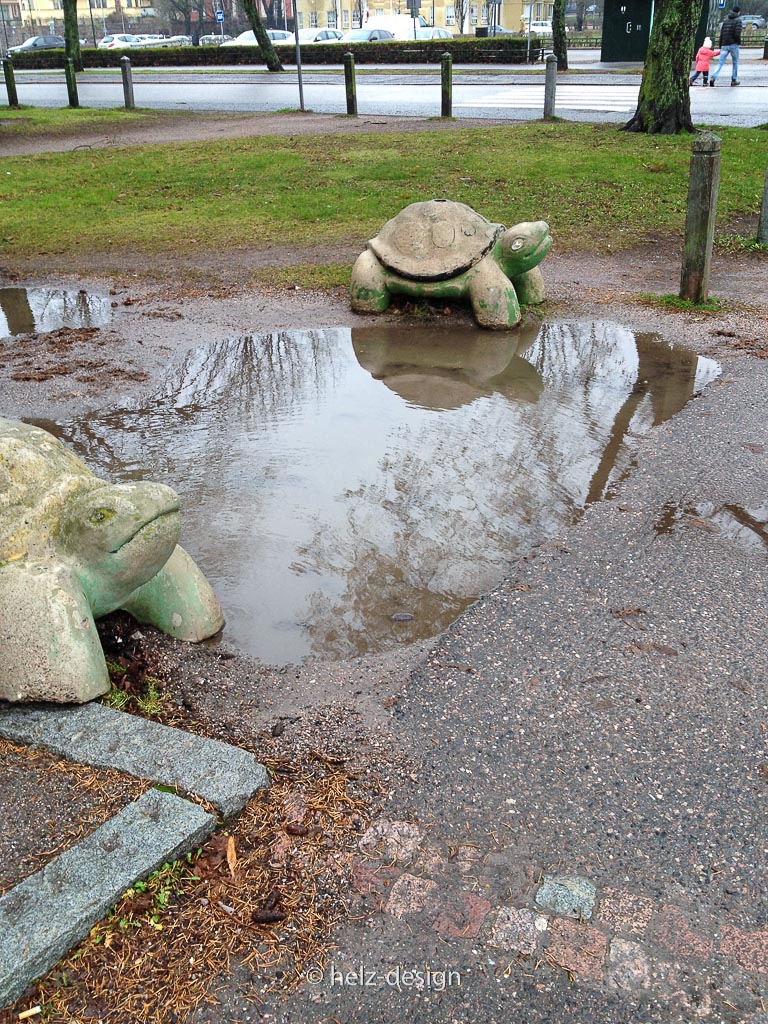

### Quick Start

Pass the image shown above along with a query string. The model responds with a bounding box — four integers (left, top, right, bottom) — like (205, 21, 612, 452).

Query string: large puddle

(0, 287, 111, 337)
(35, 322, 719, 664)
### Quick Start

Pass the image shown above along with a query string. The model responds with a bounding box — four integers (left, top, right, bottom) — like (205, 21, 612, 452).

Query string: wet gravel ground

(1, 224, 767, 1020)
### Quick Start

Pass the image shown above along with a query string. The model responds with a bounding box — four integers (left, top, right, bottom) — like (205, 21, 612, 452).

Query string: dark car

(7, 34, 65, 55)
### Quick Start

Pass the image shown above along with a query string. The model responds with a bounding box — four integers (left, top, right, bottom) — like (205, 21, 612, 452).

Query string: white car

(221, 28, 293, 46)
(297, 27, 345, 43)
(415, 26, 453, 39)
(523, 19, 569, 33)
(97, 33, 143, 48)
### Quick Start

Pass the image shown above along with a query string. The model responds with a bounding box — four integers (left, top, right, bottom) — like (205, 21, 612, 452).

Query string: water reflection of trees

(39, 324, 719, 665)
(0, 288, 110, 337)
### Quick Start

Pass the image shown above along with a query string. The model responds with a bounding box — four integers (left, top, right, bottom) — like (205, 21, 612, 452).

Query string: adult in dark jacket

(710, 6, 743, 85)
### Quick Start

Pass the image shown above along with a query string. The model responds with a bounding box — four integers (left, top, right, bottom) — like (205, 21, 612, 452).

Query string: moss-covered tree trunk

(62, 0, 83, 71)
(241, 0, 283, 71)
(622, 0, 697, 134)
(552, 0, 568, 70)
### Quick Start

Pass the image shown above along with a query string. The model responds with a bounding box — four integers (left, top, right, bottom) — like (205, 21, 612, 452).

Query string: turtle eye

(509, 238, 524, 251)
(89, 508, 114, 525)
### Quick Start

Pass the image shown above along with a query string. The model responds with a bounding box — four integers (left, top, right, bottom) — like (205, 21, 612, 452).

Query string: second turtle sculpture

(350, 199, 552, 330)
(0, 418, 224, 704)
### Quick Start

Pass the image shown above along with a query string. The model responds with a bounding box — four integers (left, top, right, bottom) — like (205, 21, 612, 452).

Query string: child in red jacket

(690, 37, 720, 86)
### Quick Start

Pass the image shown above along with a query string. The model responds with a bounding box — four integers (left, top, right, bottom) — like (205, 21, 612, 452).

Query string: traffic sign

(215, 9, 224, 21)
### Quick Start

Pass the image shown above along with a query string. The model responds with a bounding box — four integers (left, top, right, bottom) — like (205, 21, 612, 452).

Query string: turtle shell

(369, 199, 504, 281)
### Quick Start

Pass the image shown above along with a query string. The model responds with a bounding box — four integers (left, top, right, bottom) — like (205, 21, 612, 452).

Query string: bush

(7, 36, 543, 69)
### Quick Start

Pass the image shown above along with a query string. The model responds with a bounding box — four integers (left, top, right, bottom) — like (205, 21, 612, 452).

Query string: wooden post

(343, 51, 357, 116)
(120, 56, 135, 110)
(440, 51, 452, 117)
(758, 162, 768, 245)
(2, 57, 18, 108)
(64, 57, 79, 108)
(679, 132, 721, 304)
(543, 52, 557, 120)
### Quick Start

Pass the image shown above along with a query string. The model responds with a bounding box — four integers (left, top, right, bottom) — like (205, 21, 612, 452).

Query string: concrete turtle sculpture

(0, 418, 224, 704)
(350, 199, 552, 330)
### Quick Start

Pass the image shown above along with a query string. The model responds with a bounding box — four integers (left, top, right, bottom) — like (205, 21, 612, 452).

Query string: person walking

(690, 36, 720, 86)
(710, 5, 742, 86)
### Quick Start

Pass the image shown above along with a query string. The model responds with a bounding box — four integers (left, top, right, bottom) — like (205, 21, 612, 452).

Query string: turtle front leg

(511, 266, 546, 306)
(0, 561, 110, 703)
(468, 261, 521, 330)
(350, 250, 391, 314)
(121, 545, 224, 643)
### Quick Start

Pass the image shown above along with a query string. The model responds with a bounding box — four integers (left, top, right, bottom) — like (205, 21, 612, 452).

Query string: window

(309, 9, 317, 24)
(481, 3, 488, 22)
(327, 9, 336, 26)
(445, 4, 455, 23)
(342, 8, 349, 26)
(470, 4, 477, 24)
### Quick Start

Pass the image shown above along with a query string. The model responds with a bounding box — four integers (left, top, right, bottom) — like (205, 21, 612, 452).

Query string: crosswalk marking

(455, 85, 640, 113)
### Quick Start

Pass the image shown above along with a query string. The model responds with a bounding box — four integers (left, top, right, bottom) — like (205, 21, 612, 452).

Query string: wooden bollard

(758, 163, 768, 245)
(543, 52, 557, 120)
(65, 57, 79, 108)
(121, 55, 135, 109)
(441, 51, 452, 118)
(2, 57, 18, 108)
(343, 51, 357, 116)
(679, 132, 721, 304)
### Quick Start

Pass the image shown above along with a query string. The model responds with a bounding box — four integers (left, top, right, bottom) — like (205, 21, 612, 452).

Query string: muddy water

(0, 287, 111, 338)
(39, 322, 719, 664)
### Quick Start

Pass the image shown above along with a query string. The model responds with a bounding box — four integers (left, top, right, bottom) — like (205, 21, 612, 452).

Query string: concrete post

(64, 57, 79, 108)
(2, 57, 18, 108)
(679, 132, 722, 304)
(343, 51, 357, 115)
(543, 52, 557, 120)
(120, 55, 135, 110)
(441, 51, 452, 117)
(757, 162, 768, 245)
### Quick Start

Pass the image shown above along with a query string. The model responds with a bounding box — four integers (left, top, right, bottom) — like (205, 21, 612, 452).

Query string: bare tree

(622, 0, 697, 134)
(61, 0, 82, 70)
(241, 0, 284, 69)
(552, 0, 567, 69)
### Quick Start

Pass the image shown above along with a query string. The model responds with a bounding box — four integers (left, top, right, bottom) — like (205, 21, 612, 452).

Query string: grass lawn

(1, 110, 765, 281)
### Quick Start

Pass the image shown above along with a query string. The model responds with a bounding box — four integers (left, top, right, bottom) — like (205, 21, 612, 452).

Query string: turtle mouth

(111, 507, 180, 554)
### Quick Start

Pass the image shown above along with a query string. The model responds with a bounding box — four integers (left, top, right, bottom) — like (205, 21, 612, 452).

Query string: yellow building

(295, 0, 544, 33)
(15, 0, 155, 40)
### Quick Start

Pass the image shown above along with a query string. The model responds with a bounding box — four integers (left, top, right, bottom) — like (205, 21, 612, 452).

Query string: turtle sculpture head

(0, 418, 224, 704)
(350, 199, 552, 330)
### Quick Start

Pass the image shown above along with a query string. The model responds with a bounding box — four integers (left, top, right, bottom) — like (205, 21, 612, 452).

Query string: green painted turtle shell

(369, 199, 504, 281)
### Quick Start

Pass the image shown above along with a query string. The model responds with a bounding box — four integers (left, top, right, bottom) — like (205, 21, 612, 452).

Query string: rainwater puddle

(38, 321, 719, 664)
(655, 500, 768, 550)
(0, 287, 111, 338)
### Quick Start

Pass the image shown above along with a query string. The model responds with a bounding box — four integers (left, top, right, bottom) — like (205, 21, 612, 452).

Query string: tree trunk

(62, 0, 83, 71)
(241, 0, 283, 70)
(622, 0, 697, 134)
(575, 0, 585, 32)
(552, 0, 568, 70)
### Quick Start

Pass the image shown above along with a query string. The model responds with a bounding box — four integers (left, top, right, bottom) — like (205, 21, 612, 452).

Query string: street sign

(215, 9, 224, 21)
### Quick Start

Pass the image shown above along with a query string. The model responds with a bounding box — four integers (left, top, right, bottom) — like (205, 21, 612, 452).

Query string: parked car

(523, 19, 569, 33)
(7, 34, 65, 54)
(297, 27, 345, 43)
(339, 27, 396, 42)
(363, 14, 426, 39)
(737, 13, 765, 28)
(415, 26, 453, 39)
(198, 33, 233, 45)
(221, 28, 293, 46)
(97, 33, 143, 48)
(484, 25, 518, 35)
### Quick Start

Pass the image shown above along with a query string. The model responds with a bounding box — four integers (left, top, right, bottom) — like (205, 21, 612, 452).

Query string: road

(2, 48, 766, 125)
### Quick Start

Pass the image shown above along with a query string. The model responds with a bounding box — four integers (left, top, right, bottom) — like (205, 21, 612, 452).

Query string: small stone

(359, 819, 423, 865)
(385, 872, 437, 919)
(432, 893, 492, 939)
(548, 918, 608, 984)
(489, 907, 543, 955)
(390, 612, 415, 622)
(608, 937, 651, 991)
(535, 874, 597, 920)
(597, 888, 654, 937)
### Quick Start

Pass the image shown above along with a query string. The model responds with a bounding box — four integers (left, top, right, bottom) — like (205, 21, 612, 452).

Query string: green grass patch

(0, 104, 166, 135)
(250, 262, 351, 289)
(1, 121, 765, 267)
(637, 292, 723, 313)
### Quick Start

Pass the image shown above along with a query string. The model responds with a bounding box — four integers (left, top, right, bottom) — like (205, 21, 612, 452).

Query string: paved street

(2, 47, 766, 125)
